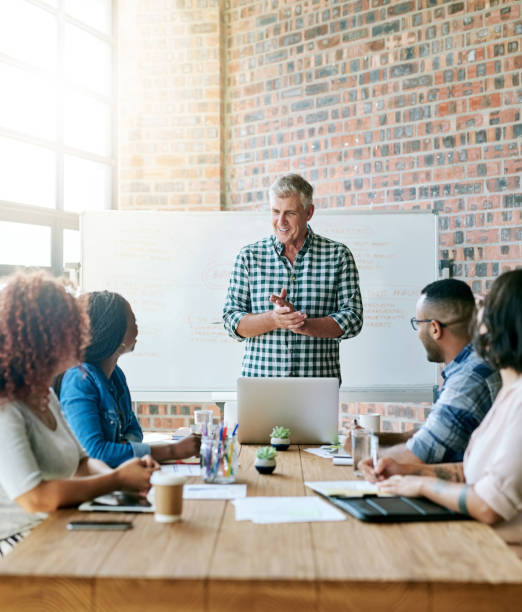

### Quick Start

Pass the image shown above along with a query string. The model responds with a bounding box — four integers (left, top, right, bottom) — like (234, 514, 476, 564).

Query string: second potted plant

(270, 426, 291, 450)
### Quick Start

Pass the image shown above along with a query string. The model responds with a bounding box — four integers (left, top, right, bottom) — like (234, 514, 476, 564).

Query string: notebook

(237, 376, 339, 444)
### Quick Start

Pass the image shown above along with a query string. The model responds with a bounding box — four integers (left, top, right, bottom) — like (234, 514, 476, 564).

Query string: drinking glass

(351, 429, 371, 477)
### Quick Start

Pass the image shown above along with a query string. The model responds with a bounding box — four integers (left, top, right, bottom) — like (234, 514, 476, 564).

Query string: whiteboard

(81, 211, 438, 401)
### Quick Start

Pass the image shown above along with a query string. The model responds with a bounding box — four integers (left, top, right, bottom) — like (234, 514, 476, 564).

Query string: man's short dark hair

(475, 269, 522, 373)
(420, 279, 475, 338)
(421, 278, 475, 304)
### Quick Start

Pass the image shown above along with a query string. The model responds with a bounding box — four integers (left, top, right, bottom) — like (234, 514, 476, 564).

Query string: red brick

(466, 229, 500, 243)
(456, 114, 484, 130)
(432, 166, 466, 181)
(470, 93, 502, 110)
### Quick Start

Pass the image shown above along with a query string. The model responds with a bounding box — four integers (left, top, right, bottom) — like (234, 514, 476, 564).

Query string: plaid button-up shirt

(407, 343, 501, 463)
(223, 226, 363, 382)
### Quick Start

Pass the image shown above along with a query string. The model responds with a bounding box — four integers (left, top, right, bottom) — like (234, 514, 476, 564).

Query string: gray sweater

(0, 391, 87, 540)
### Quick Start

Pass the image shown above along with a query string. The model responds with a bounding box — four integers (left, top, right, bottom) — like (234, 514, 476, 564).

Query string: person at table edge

(356, 279, 501, 465)
(374, 269, 522, 549)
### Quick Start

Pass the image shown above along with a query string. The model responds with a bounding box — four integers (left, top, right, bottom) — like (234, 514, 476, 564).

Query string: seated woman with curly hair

(0, 273, 159, 556)
(59, 291, 200, 467)
(363, 269, 522, 552)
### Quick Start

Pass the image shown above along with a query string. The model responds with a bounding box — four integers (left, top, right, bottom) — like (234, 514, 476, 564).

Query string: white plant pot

(270, 436, 290, 450)
(254, 457, 276, 474)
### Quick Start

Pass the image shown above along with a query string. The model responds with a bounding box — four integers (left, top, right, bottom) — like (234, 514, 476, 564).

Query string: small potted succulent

(270, 426, 291, 450)
(254, 446, 277, 474)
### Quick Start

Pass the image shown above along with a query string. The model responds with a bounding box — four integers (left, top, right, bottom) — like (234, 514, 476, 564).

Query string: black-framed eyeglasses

(410, 317, 448, 331)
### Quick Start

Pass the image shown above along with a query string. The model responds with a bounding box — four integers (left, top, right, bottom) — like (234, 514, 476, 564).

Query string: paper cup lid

(151, 471, 187, 486)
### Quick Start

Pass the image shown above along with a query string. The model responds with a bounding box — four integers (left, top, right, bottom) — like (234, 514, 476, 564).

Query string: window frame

(0, 0, 117, 277)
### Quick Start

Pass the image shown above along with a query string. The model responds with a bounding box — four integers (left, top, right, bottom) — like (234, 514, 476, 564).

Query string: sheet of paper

(305, 480, 379, 497)
(160, 464, 201, 476)
(305, 447, 339, 459)
(183, 484, 247, 500)
(232, 496, 345, 524)
(145, 428, 193, 443)
(332, 457, 353, 465)
(144, 432, 174, 443)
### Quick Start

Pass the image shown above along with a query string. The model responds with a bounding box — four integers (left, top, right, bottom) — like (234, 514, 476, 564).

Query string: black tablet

(79, 491, 153, 513)
(328, 495, 471, 523)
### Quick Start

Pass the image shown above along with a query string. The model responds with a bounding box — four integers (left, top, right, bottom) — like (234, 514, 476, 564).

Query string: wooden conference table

(1, 446, 521, 612)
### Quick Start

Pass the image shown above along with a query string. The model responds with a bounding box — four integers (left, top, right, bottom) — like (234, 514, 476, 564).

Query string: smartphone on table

(67, 520, 132, 531)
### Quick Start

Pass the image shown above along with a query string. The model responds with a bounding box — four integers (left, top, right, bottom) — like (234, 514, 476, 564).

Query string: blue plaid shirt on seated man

(407, 343, 501, 463)
(223, 226, 363, 383)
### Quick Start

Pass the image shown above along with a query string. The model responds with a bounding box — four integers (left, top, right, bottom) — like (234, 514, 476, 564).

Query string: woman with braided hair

(59, 291, 200, 467)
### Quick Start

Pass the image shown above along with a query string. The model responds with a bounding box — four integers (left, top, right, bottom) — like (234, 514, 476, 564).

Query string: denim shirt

(60, 363, 150, 468)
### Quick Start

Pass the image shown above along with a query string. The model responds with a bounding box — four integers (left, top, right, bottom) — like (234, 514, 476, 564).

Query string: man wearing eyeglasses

(360, 279, 501, 481)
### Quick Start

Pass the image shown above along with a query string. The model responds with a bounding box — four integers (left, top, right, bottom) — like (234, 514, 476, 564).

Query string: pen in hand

(370, 434, 379, 472)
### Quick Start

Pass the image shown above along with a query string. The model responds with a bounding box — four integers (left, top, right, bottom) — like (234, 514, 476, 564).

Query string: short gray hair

(269, 174, 314, 210)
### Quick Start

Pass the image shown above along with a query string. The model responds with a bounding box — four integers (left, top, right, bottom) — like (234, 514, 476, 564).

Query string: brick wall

(118, 0, 224, 210)
(136, 402, 221, 431)
(118, 0, 521, 432)
(224, 0, 521, 293)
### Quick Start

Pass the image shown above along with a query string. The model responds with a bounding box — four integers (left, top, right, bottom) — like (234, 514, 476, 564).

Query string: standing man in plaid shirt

(223, 174, 363, 383)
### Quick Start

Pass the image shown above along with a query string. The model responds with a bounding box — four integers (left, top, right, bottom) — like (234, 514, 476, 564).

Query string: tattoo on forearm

(434, 466, 463, 482)
(458, 485, 470, 515)
(431, 463, 465, 482)
(403, 463, 464, 482)
(434, 467, 454, 481)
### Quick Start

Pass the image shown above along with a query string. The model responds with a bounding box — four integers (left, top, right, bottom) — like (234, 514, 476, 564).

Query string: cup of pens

(200, 423, 238, 484)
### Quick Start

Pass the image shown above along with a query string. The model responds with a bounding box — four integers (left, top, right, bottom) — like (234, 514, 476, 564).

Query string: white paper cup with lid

(150, 472, 186, 523)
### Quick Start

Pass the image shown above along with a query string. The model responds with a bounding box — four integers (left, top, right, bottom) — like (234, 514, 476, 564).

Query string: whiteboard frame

(129, 385, 437, 404)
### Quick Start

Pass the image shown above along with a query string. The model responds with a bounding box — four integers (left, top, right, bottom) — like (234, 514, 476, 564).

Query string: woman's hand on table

(115, 455, 160, 493)
(377, 475, 424, 497)
(173, 433, 201, 459)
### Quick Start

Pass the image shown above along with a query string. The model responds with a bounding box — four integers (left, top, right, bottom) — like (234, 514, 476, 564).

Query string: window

(0, 221, 51, 267)
(0, 0, 115, 278)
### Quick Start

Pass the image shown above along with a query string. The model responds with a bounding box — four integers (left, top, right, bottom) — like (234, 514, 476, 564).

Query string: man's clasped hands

(269, 289, 308, 333)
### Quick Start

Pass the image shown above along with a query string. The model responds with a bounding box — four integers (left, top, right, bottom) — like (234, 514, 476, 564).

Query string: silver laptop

(237, 377, 339, 444)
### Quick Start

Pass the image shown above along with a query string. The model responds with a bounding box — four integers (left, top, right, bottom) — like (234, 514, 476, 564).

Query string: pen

(371, 434, 379, 468)
(232, 423, 238, 436)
